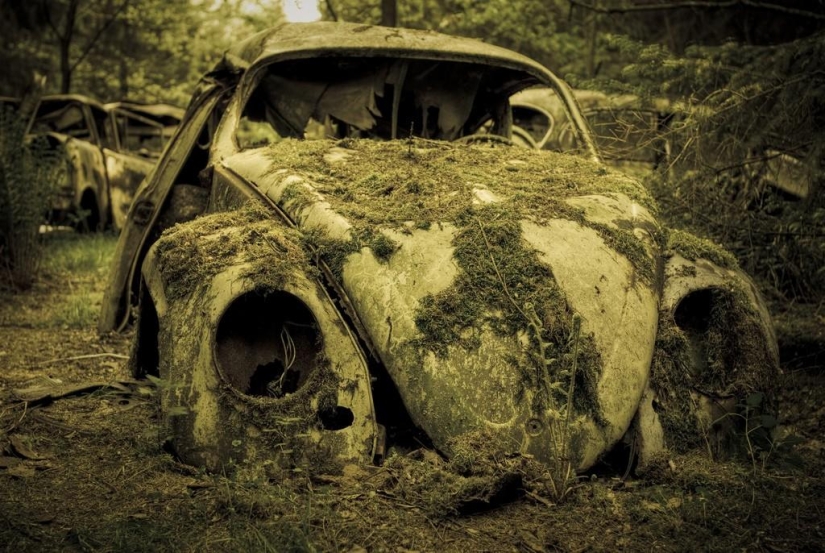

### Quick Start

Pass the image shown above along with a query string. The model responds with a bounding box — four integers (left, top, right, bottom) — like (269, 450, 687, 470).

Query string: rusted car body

(101, 22, 778, 476)
(513, 88, 818, 209)
(104, 101, 185, 230)
(29, 95, 182, 231)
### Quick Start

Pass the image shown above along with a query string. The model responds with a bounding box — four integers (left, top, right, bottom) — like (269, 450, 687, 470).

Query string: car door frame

(99, 80, 237, 332)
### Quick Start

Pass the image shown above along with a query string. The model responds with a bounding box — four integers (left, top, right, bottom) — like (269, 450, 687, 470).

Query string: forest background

(1, 0, 824, 307)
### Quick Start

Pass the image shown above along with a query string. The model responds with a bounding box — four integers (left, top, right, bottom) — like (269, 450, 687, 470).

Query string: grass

(39, 231, 119, 277)
(0, 230, 117, 329)
(52, 291, 101, 328)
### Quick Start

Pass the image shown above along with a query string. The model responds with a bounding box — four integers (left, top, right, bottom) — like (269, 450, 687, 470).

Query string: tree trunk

(586, 0, 598, 77)
(381, 0, 397, 27)
(59, 37, 72, 93)
(59, 0, 81, 94)
(119, 58, 129, 98)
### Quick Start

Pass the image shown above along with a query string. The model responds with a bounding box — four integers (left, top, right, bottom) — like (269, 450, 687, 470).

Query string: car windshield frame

(213, 43, 599, 162)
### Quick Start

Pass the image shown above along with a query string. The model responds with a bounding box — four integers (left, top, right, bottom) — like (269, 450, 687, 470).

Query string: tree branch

(42, 0, 63, 39)
(324, 0, 339, 21)
(567, 0, 825, 20)
(69, 0, 130, 73)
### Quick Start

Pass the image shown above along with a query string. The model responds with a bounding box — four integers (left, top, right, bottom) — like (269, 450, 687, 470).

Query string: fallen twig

(13, 380, 142, 406)
(30, 412, 94, 435)
(1, 401, 28, 434)
(30, 353, 128, 367)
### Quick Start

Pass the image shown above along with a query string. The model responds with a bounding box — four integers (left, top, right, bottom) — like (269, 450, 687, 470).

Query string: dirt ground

(1, 231, 823, 552)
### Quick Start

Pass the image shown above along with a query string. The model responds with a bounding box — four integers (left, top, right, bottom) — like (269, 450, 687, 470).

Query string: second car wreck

(101, 23, 779, 487)
(29, 96, 182, 231)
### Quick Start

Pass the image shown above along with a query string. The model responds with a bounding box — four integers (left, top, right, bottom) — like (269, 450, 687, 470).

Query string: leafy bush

(0, 104, 63, 288)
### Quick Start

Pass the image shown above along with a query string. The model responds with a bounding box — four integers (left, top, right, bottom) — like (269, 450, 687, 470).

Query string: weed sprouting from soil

(53, 292, 100, 328)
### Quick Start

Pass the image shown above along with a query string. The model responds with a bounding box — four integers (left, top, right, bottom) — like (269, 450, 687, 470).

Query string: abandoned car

(29, 95, 182, 231)
(100, 22, 779, 476)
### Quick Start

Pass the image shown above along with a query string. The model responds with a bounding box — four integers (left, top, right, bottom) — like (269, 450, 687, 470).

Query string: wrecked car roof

(104, 101, 185, 121)
(223, 22, 554, 78)
(38, 94, 108, 111)
(210, 22, 598, 160)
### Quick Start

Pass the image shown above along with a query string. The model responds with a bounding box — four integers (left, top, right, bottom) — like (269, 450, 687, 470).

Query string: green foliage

(39, 231, 118, 276)
(54, 292, 100, 328)
(586, 32, 825, 302)
(327, 0, 589, 76)
(0, 0, 284, 104)
(711, 390, 806, 474)
(0, 104, 63, 288)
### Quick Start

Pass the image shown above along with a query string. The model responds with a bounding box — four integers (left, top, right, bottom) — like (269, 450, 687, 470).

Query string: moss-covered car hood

(221, 139, 662, 469)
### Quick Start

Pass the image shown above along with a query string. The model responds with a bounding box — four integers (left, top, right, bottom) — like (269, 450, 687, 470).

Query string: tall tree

(40, 0, 130, 93)
(381, 0, 397, 26)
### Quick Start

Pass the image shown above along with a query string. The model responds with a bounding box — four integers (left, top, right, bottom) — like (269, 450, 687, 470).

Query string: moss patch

(650, 316, 704, 452)
(700, 286, 777, 395)
(266, 139, 658, 281)
(666, 228, 738, 269)
(153, 205, 313, 301)
(300, 229, 360, 280)
(382, 430, 555, 517)
(414, 203, 603, 419)
(275, 138, 656, 214)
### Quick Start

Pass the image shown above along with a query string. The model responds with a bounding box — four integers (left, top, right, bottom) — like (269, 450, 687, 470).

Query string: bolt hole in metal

(216, 289, 322, 398)
(526, 418, 544, 436)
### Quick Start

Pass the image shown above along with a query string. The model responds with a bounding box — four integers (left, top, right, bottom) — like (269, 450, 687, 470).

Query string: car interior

(236, 57, 541, 149)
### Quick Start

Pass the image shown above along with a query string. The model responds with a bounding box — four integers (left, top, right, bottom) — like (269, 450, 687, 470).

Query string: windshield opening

(236, 57, 540, 149)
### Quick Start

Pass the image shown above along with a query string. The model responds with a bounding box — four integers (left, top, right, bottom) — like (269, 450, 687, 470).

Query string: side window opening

(32, 102, 93, 141)
(512, 105, 554, 145)
(115, 112, 165, 157)
(90, 106, 115, 149)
